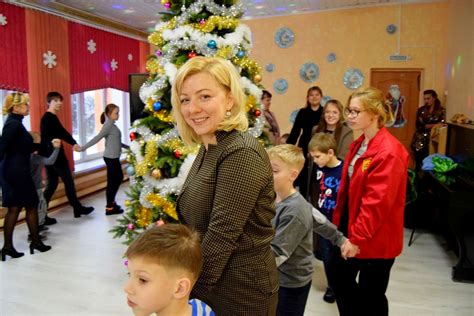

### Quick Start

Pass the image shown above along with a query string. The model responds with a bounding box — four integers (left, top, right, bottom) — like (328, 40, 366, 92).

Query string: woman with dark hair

(411, 89, 446, 170)
(261, 90, 281, 145)
(1, 93, 51, 261)
(79, 103, 129, 215)
(287, 86, 324, 196)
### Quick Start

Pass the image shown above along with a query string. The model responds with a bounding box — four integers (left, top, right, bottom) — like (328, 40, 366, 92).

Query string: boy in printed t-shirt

(308, 132, 345, 303)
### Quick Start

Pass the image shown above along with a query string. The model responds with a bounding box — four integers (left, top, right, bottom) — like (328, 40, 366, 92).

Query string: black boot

(29, 241, 52, 254)
(105, 202, 124, 216)
(44, 215, 57, 225)
(1, 248, 24, 261)
(74, 205, 94, 218)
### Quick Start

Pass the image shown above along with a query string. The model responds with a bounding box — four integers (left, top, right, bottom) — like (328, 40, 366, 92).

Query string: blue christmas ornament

(207, 40, 217, 49)
(153, 101, 162, 111)
(126, 165, 135, 176)
(236, 50, 245, 58)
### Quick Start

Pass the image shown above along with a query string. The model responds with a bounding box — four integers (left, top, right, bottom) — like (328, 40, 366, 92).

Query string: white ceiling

(37, 0, 441, 33)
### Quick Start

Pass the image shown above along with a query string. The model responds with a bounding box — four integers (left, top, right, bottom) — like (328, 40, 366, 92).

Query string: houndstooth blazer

(177, 130, 279, 316)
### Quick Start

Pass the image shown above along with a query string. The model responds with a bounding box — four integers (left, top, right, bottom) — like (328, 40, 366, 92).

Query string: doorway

(370, 69, 422, 151)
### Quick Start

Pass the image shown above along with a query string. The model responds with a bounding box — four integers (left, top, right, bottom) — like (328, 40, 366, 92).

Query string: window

(0, 89, 31, 133)
(72, 88, 131, 163)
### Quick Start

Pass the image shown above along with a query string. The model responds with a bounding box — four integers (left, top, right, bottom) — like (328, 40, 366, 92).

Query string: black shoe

(105, 203, 124, 216)
(74, 206, 95, 218)
(29, 242, 52, 254)
(323, 287, 336, 303)
(39, 225, 49, 232)
(28, 234, 47, 242)
(44, 215, 57, 225)
(1, 248, 24, 261)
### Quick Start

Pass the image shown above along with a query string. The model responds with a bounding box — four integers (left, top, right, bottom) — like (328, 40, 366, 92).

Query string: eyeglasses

(344, 108, 365, 118)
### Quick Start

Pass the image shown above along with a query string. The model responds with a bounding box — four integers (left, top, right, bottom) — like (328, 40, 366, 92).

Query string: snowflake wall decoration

(87, 39, 96, 54)
(111, 59, 118, 71)
(0, 14, 7, 26)
(43, 50, 57, 69)
(128, 53, 133, 61)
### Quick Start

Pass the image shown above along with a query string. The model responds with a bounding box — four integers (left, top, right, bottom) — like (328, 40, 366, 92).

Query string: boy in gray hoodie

(267, 144, 359, 316)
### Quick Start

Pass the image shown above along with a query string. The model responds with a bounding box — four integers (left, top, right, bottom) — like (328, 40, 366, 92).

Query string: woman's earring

(225, 110, 231, 117)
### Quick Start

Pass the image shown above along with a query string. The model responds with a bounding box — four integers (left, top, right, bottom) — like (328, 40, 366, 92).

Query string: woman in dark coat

(287, 86, 324, 197)
(171, 57, 278, 315)
(1, 93, 51, 261)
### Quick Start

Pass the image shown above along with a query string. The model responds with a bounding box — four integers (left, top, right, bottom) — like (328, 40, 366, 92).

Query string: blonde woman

(1, 93, 51, 261)
(172, 57, 278, 315)
(330, 87, 409, 316)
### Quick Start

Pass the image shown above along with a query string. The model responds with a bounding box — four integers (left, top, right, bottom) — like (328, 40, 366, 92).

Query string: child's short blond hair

(308, 133, 337, 155)
(125, 224, 202, 284)
(267, 144, 305, 173)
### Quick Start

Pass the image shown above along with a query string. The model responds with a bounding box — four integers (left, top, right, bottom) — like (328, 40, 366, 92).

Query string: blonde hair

(308, 132, 337, 155)
(126, 224, 203, 284)
(3, 92, 29, 115)
(171, 57, 248, 145)
(346, 87, 394, 128)
(267, 144, 305, 173)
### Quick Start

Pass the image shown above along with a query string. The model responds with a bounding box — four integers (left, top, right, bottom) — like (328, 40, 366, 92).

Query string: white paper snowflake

(0, 14, 7, 26)
(128, 53, 133, 61)
(87, 39, 96, 54)
(43, 50, 57, 69)
(111, 59, 118, 71)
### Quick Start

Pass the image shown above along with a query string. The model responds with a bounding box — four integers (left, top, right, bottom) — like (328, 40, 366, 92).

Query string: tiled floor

(1, 185, 473, 315)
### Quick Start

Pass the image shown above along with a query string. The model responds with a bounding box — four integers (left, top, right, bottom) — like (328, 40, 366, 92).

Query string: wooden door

(370, 69, 421, 150)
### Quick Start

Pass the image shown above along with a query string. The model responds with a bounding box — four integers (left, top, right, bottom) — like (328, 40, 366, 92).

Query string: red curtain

(68, 22, 140, 93)
(0, 3, 28, 92)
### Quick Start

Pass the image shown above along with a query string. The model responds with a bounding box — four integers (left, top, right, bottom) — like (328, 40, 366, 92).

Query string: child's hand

(52, 139, 61, 148)
(341, 239, 360, 259)
(73, 144, 81, 152)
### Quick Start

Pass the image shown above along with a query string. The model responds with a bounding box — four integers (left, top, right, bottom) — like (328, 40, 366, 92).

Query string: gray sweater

(30, 148, 59, 189)
(271, 191, 346, 288)
(80, 119, 126, 159)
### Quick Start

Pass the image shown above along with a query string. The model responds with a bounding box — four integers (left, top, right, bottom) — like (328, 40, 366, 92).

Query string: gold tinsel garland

(135, 140, 159, 177)
(147, 17, 177, 47)
(231, 56, 262, 81)
(192, 16, 239, 33)
(245, 95, 257, 112)
(147, 193, 179, 221)
(146, 58, 165, 75)
(136, 207, 153, 228)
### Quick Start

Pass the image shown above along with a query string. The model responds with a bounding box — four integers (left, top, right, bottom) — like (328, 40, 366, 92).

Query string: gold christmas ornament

(151, 169, 162, 179)
(253, 74, 262, 83)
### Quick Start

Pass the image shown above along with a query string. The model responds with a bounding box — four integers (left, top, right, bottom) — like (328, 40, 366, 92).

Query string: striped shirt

(189, 299, 215, 316)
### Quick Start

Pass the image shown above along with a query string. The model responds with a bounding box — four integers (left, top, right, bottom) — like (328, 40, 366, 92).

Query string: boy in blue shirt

(124, 224, 214, 316)
(308, 132, 345, 303)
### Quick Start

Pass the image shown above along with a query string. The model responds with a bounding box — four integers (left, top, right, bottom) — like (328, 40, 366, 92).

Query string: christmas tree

(110, 0, 267, 244)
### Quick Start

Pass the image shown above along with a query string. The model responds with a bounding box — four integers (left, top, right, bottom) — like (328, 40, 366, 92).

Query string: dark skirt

(1, 157, 38, 208)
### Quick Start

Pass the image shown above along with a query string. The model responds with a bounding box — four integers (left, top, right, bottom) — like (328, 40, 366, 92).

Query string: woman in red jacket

(329, 87, 409, 316)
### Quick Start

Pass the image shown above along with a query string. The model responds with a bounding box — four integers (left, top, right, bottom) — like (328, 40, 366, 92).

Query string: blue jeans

(277, 281, 312, 316)
(319, 237, 336, 288)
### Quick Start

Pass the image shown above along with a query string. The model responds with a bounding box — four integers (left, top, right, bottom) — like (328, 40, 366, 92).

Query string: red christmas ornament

(174, 150, 182, 159)
(254, 109, 261, 117)
(130, 132, 136, 141)
(187, 51, 197, 59)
